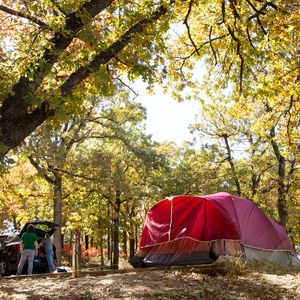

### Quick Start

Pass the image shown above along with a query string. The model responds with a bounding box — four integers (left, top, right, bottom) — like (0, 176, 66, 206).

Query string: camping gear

(131, 192, 300, 267)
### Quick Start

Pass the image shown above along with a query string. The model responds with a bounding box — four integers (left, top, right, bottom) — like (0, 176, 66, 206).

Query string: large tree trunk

(0, 1, 170, 158)
(53, 173, 63, 266)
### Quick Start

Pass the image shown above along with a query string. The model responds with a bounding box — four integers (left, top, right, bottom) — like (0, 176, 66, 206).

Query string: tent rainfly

(130, 192, 300, 267)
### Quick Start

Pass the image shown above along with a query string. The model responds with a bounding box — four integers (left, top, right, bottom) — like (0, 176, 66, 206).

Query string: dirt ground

(0, 258, 299, 300)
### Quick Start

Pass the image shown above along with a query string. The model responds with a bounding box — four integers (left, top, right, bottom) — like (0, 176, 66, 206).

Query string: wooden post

(72, 228, 81, 277)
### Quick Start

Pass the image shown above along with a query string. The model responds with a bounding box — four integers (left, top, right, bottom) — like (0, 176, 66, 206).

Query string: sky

(132, 60, 206, 146)
(134, 84, 202, 146)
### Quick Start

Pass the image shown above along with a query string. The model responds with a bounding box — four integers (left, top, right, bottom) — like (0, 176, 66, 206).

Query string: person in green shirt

(16, 224, 38, 275)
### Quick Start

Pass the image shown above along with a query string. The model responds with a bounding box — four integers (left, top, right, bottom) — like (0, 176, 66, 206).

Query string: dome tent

(131, 192, 300, 267)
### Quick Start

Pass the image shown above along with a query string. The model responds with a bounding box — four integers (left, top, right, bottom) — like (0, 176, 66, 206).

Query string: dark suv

(0, 220, 60, 276)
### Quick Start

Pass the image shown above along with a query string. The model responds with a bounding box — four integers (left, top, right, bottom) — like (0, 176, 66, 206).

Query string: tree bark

(129, 206, 136, 259)
(85, 235, 89, 251)
(129, 237, 135, 259)
(99, 234, 105, 266)
(112, 190, 121, 269)
(53, 173, 63, 266)
(270, 127, 288, 228)
(122, 231, 127, 258)
(107, 205, 111, 262)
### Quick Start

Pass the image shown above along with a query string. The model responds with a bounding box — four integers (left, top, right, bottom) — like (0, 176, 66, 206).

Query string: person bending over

(41, 234, 56, 273)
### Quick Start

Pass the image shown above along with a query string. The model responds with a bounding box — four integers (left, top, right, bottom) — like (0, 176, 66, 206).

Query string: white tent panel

(244, 246, 300, 267)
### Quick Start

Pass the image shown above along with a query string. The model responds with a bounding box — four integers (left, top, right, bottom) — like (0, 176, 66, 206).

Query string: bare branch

(183, 0, 199, 56)
(247, 0, 278, 21)
(52, 167, 96, 181)
(228, 0, 241, 21)
(216, 0, 226, 25)
(246, 26, 256, 49)
(115, 77, 138, 98)
(226, 25, 244, 92)
(179, 33, 229, 70)
(256, 15, 267, 34)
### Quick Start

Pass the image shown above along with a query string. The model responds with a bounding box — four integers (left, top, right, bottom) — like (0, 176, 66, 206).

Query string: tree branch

(228, 0, 241, 22)
(179, 33, 229, 70)
(216, 0, 226, 25)
(60, 3, 170, 96)
(209, 26, 218, 65)
(52, 167, 96, 181)
(183, 0, 199, 56)
(0, 4, 47, 27)
(247, 0, 278, 21)
(226, 25, 244, 92)
(246, 26, 256, 49)
(0, 0, 115, 153)
(28, 156, 55, 185)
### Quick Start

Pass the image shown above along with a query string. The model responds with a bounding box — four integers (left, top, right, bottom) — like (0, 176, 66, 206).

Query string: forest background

(0, 0, 299, 268)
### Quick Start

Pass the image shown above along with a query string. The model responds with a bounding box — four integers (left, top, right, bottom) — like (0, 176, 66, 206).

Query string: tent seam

(168, 197, 173, 242)
(140, 236, 242, 249)
(242, 243, 295, 254)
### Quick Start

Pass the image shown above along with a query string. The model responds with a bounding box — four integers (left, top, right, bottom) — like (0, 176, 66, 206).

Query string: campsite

(0, 1, 300, 299)
(0, 258, 300, 299)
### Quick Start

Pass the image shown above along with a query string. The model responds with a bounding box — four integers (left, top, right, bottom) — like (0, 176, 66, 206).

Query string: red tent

(131, 192, 300, 267)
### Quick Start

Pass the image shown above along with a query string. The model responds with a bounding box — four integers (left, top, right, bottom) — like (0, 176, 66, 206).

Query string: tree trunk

(129, 206, 136, 259)
(107, 229, 112, 264)
(129, 237, 135, 259)
(277, 156, 288, 228)
(100, 234, 105, 266)
(270, 127, 288, 228)
(223, 134, 241, 195)
(112, 190, 121, 269)
(135, 225, 139, 255)
(250, 174, 261, 199)
(85, 235, 89, 251)
(122, 231, 127, 258)
(53, 174, 63, 266)
(107, 204, 111, 262)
